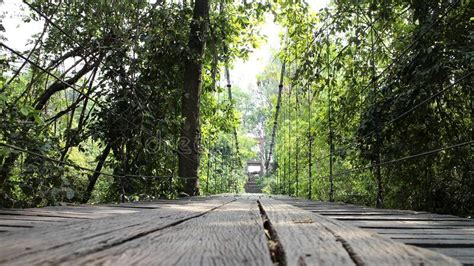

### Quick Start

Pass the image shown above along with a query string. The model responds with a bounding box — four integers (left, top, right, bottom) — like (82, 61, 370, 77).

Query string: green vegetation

(258, 0, 473, 216)
(0, 0, 472, 216)
(0, 0, 266, 206)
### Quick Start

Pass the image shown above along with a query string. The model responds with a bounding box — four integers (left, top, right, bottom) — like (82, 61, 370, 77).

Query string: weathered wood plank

(0, 197, 231, 265)
(40, 206, 143, 216)
(259, 199, 355, 265)
(0, 226, 26, 232)
(0, 219, 53, 228)
(70, 199, 273, 265)
(428, 248, 474, 257)
(0, 208, 119, 219)
(348, 220, 474, 229)
(366, 228, 474, 235)
(305, 208, 430, 214)
(327, 215, 470, 221)
(0, 215, 76, 223)
(453, 257, 474, 265)
(260, 198, 461, 265)
(379, 233, 474, 240)
(392, 238, 474, 247)
(428, 248, 474, 265)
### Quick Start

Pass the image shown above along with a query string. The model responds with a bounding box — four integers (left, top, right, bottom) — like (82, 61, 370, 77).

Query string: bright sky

(230, 1, 327, 93)
(1, 0, 328, 91)
(2, 1, 42, 50)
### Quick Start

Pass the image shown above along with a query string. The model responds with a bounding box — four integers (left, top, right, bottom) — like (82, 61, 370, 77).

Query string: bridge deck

(0, 195, 471, 265)
(281, 198, 474, 265)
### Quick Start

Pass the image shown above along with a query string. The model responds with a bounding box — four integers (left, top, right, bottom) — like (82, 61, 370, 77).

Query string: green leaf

(19, 106, 29, 116)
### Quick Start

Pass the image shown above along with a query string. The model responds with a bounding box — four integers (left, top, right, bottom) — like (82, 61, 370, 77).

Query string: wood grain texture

(0, 197, 214, 235)
(368, 228, 474, 235)
(348, 220, 474, 229)
(0, 198, 231, 265)
(0, 195, 467, 265)
(260, 198, 461, 266)
(70, 199, 273, 266)
(0, 225, 26, 232)
(259, 198, 356, 266)
(284, 198, 473, 265)
(429, 248, 474, 265)
(379, 233, 474, 240)
(328, 215, 471, 221)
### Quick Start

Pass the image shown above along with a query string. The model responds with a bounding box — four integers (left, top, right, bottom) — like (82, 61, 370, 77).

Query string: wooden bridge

(1, 194, 473, 265)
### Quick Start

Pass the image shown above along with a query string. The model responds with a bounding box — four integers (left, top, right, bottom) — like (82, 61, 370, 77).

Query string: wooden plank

(428, 248, 474, 257)
(305, 209, 431, 215)
(393, 239, 474, 247)
(0, 215, 76, 223)
(451, 257, 474, 265)
(260, 199, 355, 265)
(314, 211, 429, 216)
(40, 206, 142, 216)
(69, 199, 273, 265)
(0, 209, 109, 219)
(366, 228, 474, 235)
(295, 206, 368, 209)
(105, 201, 198, 209)
(428, 248, 474, 265)
(327, 215, 470, 221)
(0, 219, 44, 228)
(0, 226, 26, 232)
(260, 198, 461, 265)
(289, 204, 356, 208)
(348, 221, 474, 229)
(379, 234, 474, 240)
(317, 211, 462, 218)
(0, 197, 231, 265)
(307, 209, 430, 214)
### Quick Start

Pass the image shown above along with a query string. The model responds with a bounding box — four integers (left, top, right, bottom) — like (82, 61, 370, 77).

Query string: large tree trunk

(178, 0, 209, 196)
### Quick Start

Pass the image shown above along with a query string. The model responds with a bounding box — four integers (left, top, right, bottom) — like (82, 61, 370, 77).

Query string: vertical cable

(307, 79, 313, 200)
(224, 66, 242, 168)
(206, 137, 211, 194)
(265, 63, 286, 171)
(295, 47, 300, 198)
(369, 1, 383, 208)
(327, 7, 335, 202)
(287, 61, 292, 196)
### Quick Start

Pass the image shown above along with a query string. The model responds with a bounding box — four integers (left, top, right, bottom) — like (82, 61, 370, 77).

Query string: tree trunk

(0, 154, 19, 190)
(265, 63, 286, 172)
(34, 59, 99, 111)
(82, 143, 112, 203)
(177, 0, 209, 196)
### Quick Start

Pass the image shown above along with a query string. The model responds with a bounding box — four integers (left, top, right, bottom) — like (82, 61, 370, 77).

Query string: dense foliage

(0, 0, 266, 206)
(0, 0, 471, 217)
(257, 0, 473, 216)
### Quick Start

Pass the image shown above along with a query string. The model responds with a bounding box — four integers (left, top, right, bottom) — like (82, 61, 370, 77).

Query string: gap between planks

(259, 198, 461, 266)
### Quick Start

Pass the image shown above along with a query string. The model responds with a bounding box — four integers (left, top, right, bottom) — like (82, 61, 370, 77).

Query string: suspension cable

(0, 43, 200, 167)
(265, 62, 286, 172)
(318, 140, 473, 180)
(0, 142, 183, 180)
(308, 0, 463, 165)
(224, 66, 243, 168)
(326, 6, 335, 202)
(22, 0, 201, 148)
(306, 4, 412, 101)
